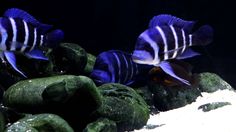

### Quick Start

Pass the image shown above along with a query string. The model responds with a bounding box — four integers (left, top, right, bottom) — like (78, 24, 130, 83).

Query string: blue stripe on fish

(132, 14, 213, 85)
(90, 50, 149, 86)
(0, 8, 64, 77)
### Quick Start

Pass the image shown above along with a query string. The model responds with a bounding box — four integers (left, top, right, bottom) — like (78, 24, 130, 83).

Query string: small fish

(132, 14, 213, 85)
(90, 50, 151, 85)
(0, 8, 64, 77)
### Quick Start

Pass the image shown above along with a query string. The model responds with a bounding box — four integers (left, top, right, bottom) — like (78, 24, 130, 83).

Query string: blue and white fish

(0, 8, 64, 77)
(90, 50, 151, 85)
(132, 14, 213, 85)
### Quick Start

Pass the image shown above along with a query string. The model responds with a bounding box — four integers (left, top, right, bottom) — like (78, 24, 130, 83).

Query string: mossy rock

(83, 118, 117, 132)
(97, 83, 149, 131)
(148, 81, 201, 111)
(3, 75, 102, 131)
(198, 72, 234, 93)
(52, 43, 87, 75)
(83, 53, 96, 75)
(135, 86, 154, 106)
(198, 102, 231, 112)
(0, 109, 6, 132)
(3, 75, 101, 110)
(5, 122, 38, 132)
(5, 113, 74, 132)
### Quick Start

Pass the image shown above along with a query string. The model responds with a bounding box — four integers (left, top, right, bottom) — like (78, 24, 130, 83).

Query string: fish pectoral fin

(176, 48, 200, 60)
(25, 49, 48, 60)
(159, 61, 191, 85)
(4, 52, 27, 77)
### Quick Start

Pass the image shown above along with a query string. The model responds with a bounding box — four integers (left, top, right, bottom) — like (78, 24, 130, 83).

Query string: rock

(148, 81, 201, 111)
(3, 75, 101, 111)
(198, 102, 231, 112)
(5, 122, 38, 132)
(52, 43, 87, 75)
(135, 86, 154, 107)
(3, 75, 102, 131)
(83, 53, 96, 75)
(0, 108, 6, 132)
(148, 72, 235, 111)
(5, 113, 74, 132)
(96, 83, 149, 131)
(198, 72, 234, 92)
(83, 118, 117, 132)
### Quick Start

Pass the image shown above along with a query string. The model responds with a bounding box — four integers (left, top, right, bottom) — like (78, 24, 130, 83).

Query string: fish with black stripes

(90, 50, 152, 85)
(132, 14, 213, 85)
(0, 8, 64, 77)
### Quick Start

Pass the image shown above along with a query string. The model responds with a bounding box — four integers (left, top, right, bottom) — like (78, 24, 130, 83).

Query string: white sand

(135, 89, 236, 132)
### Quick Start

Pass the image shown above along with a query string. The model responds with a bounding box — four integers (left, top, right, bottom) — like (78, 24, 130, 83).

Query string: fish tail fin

(193, 25, 213, 46)
(45, 29, 64, 48)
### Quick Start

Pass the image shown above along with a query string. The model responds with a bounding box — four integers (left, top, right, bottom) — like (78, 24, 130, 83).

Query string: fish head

(90, 69, 111, 85)
(132, 50, 154, 65)
(132, 29, 160, 65)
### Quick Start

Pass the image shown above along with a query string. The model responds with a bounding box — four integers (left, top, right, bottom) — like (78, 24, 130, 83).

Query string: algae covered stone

(135, 86, 154, 106)
(148, 81, 201, 111)
(97, 83, 149, 131)
(198, 72, 234, 92)
(52, 43, 87, 74)
(3, 75, 102, 113)
(83, 53, 96, 75)
(83, 118, 117, 132)
(5, 113, 74, 132)
(3, 75, 103, 131)
(198, 102, 231, 112)
(0, 108, 6, 132)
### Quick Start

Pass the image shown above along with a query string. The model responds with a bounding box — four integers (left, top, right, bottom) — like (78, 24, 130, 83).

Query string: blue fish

(0, 8, 64, 77)
(132, 14, 213, 85)
(90, 50, 151, 85)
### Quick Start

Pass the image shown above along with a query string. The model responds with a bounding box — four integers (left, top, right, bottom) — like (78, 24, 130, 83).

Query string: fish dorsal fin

(4, 8, 52, 33)
(4, 8, 40, 26)
(149, 14, 195, 33)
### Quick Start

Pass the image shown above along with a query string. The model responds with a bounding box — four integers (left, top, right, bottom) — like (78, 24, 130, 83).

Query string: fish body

(0, 8, 64, 77)
(90, 50, 151, 85)
(132, 14, 213, 85)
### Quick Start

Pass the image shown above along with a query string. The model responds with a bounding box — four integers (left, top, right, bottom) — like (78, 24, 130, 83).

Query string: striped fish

(132, 14, 213, 85)
(0, 8, 64, 77)
(90, 50, 151, 85)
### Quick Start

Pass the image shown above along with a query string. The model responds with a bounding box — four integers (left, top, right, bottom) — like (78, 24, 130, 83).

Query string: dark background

(0, 0, 235, 87)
